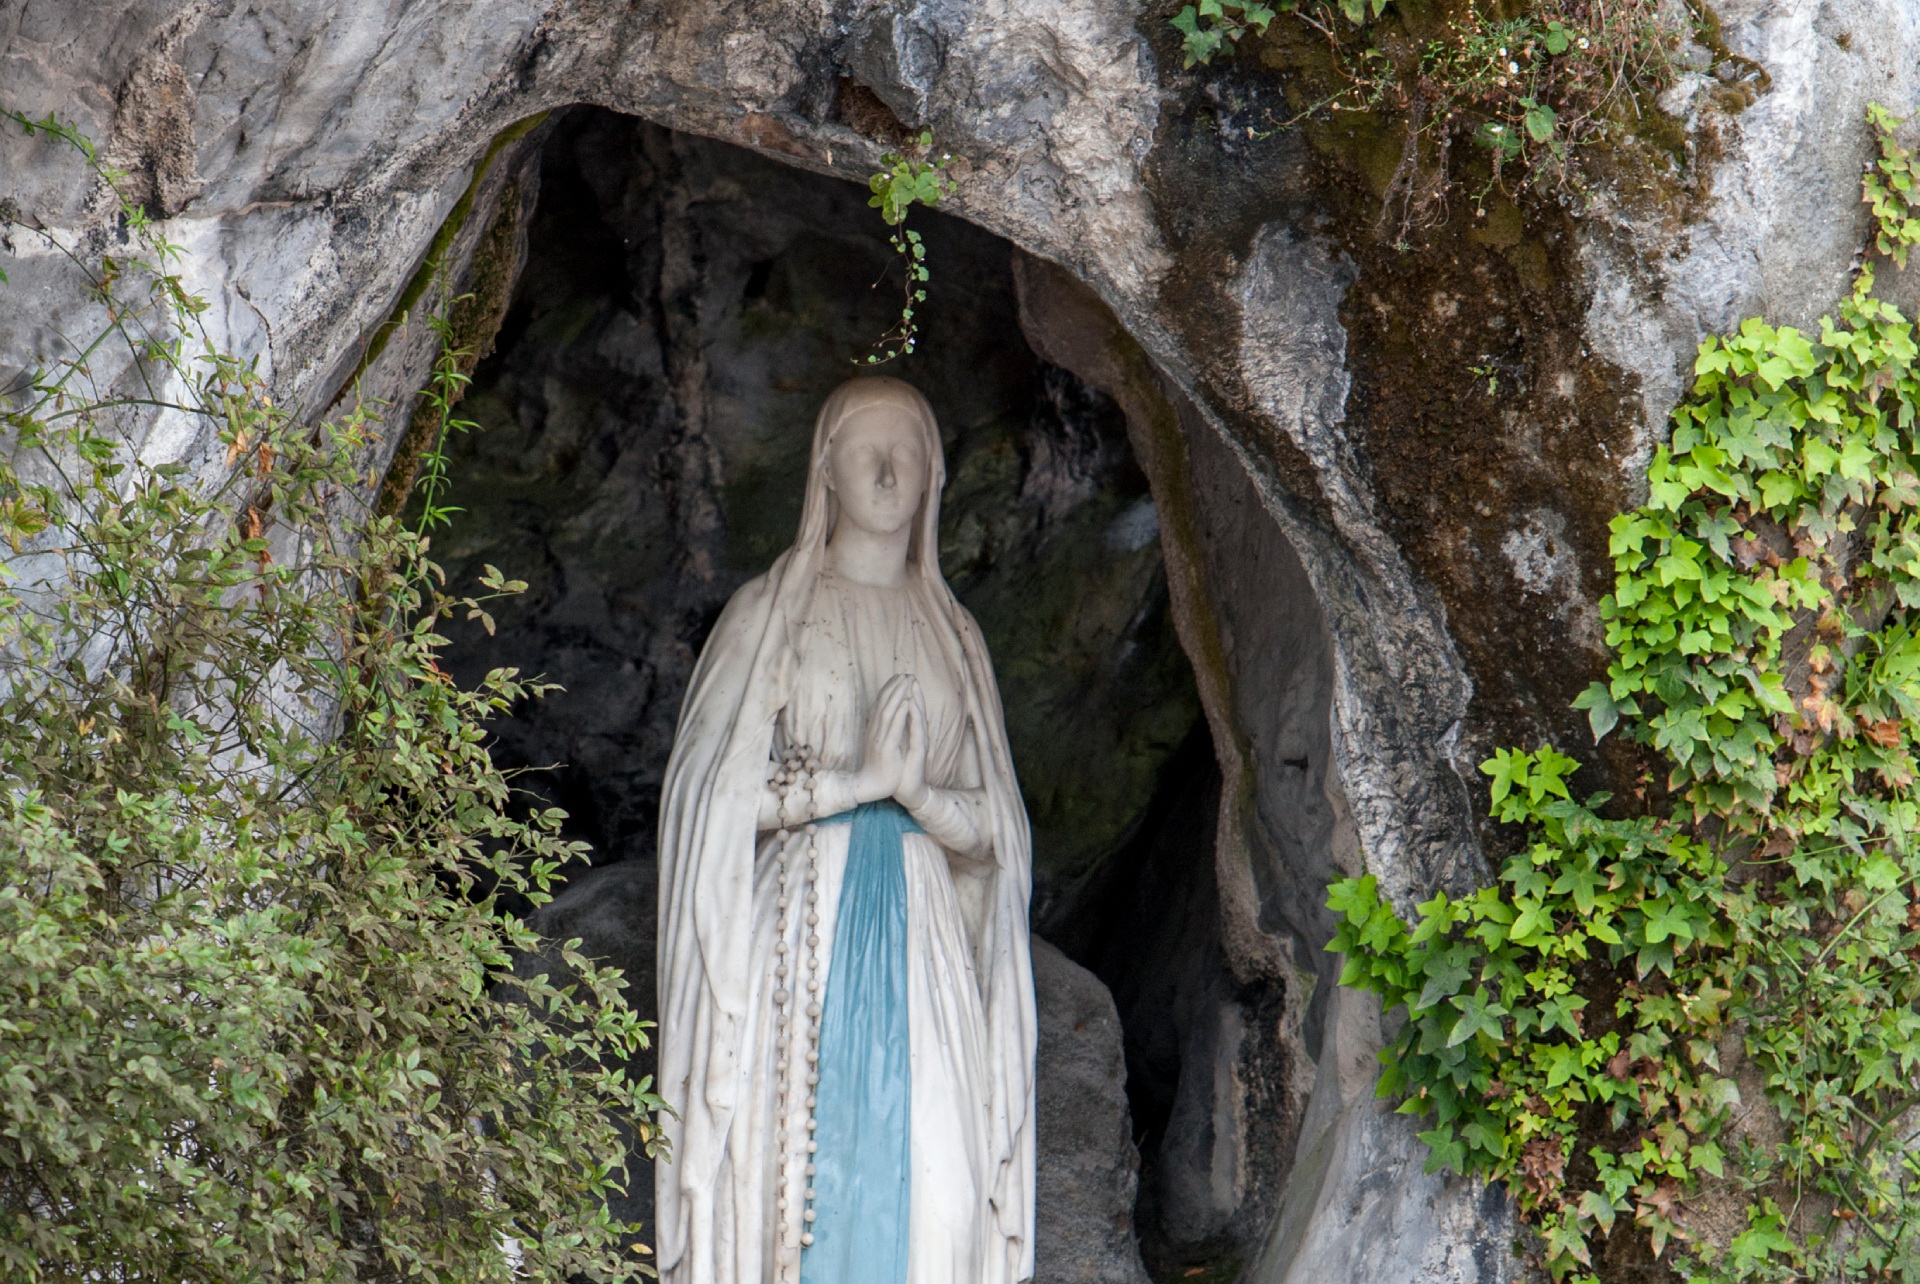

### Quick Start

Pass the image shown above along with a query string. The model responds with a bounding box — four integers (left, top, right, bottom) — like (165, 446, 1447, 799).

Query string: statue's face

(824, 407, 928, 539)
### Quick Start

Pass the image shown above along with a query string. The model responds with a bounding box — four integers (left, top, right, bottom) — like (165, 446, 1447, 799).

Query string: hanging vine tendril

(862, 132, 956, 366)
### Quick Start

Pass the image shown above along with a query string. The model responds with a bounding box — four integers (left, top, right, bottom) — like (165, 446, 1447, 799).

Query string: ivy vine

(862, 131, 956, 365)
(1866, 102, 1920, 270)
(1330, 105, 1920, 1282)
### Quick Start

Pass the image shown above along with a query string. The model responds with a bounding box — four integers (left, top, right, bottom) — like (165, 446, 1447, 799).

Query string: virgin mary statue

(655, 377, 1037, 1284)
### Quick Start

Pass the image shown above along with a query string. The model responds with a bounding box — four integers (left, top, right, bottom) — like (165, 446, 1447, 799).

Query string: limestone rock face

(6, 1, 1918, 1281)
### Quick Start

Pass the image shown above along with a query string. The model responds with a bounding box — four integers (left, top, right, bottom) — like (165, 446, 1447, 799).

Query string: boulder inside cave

(434, 106, 1338, 1283)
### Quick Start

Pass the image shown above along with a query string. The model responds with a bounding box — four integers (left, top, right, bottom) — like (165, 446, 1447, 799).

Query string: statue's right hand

(851, 673, 917, 804)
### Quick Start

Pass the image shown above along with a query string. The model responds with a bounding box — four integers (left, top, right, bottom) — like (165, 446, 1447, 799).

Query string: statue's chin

(840, 513, 914, 537)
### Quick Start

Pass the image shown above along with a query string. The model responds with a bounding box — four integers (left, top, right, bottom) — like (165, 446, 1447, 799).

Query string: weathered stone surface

(1032, 938, 1151, 1284)
(7, 1, 1920, 1280)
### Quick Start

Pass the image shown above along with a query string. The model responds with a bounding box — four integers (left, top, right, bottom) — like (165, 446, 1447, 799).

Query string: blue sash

(799, 801, 921, 1284)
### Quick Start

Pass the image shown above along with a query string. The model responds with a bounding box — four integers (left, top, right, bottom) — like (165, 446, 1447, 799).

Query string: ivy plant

(863, 131, 956, 365)
(1866, 102, 1920, 269)
(0, 112, 664, 1281)
(1330, 105, 1920, 1282)
(1171, 0, 1282, 68)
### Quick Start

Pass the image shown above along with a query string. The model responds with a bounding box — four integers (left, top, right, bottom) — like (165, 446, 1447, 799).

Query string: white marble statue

(655, 376, 1037, 1284)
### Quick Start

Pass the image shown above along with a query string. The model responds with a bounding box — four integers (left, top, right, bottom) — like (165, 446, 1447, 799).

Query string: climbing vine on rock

(863, 131, 956, 365)
(0, 112, 663, 1281)
(1865, 102, 1920, 269)
(1330, 105, 1920, 1282)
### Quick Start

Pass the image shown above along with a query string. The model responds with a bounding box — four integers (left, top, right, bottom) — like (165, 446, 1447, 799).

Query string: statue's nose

(878, 456, 897, 488)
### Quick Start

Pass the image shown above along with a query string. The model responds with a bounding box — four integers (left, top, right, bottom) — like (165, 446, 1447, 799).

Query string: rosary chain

(770, 745, 825, 1279)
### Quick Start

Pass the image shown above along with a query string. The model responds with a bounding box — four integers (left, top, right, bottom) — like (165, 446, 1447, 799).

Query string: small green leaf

(1523, 100, 1558, 143)
(1446, 989, 1509, 1047)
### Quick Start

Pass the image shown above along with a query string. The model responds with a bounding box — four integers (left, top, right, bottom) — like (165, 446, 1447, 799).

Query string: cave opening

(430, 105, 1311, 1283)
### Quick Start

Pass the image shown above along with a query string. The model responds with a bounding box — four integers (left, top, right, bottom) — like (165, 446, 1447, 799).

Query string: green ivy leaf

(1577, 1188, 1618, 1230)
(1417, 1125, 1468, 1174)
(1862, 854, 1903, 890)
(1727, 1207, 1795, 1269)
(1482, 747, 1524, 807)
(1446, 989, 1509, 1047)
(1413, 950, 1472, 1012)
(1572, 681, 1637, 741)
(1640, 899, 1696, 946)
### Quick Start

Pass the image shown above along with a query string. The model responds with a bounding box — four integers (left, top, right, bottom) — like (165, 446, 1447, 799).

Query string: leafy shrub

(0, 113, 662, 1282)
(1330, 106, 1920, 1282)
